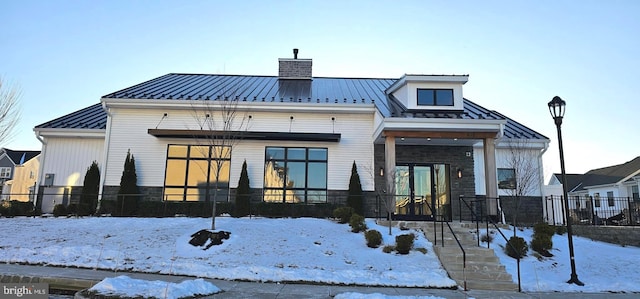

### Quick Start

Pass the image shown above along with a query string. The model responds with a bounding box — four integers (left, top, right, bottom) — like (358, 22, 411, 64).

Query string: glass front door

(394, 164, 451, 220)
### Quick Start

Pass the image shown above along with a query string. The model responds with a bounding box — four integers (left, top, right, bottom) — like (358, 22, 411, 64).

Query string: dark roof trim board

(148, 129, 341, 142)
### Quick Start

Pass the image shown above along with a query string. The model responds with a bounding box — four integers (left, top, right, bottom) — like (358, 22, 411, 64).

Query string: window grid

(264, 147, 328, 203)
(417, 88, 454, 106)
(163, 144, 231, 202)
(0, 167, 11, 178)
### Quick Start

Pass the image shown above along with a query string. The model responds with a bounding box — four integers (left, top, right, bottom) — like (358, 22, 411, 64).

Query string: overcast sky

(2, 0, 639, 179)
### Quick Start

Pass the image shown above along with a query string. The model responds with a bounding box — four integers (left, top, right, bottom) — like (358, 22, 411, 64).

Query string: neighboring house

(33, 50, 549, 220)
(0, 148, 40, 201)
(545, 156, 640, 224)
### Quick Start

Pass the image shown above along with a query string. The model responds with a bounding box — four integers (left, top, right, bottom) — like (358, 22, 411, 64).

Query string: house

(545, 156, 640, 225)
(0, 148, 40, 202)
(33, 50, 549, 221)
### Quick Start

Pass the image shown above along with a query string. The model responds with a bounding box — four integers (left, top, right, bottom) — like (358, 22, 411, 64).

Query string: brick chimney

(278, 48, 312, 80)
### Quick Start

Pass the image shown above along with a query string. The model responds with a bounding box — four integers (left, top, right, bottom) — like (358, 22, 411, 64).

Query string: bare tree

(363, 164, 399, 236)
(500, 137, 542, 236)
(0, 77, 22, 146)
(191, 98, 250, 230)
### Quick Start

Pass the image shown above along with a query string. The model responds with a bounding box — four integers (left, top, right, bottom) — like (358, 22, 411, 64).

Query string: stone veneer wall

(572, 226, 640, 247)
(373, 144, 475, 220)
(499, 196, 544, 226)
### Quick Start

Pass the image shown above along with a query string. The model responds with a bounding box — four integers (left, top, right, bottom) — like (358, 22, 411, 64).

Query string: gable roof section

(551, 173, 585, 192)
(102, 74, 396, 116)
(568, 156, 640, 191)
(35, 103, 106, 130)
(37, 73, 547, 141)
(0, 148, 40, 165)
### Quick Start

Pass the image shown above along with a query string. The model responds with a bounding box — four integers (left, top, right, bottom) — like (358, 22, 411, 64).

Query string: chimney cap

(293, 48, 299, 59)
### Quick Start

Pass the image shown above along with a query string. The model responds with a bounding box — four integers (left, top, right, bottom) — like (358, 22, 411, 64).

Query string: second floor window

(0, 167, 11, 178)
(417, 89, 454, 106)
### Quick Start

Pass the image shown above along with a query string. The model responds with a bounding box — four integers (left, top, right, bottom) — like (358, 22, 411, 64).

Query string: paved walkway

(1, 263, 637, 299)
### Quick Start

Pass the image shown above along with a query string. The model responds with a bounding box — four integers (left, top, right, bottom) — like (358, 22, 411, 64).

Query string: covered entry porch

(374, 129, 501, 221)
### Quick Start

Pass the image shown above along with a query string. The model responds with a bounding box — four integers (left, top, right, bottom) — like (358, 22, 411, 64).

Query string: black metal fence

(544, 195, 640, 226)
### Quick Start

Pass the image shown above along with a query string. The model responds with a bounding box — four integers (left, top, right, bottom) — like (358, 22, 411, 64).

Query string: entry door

(394, 164, 450, 220)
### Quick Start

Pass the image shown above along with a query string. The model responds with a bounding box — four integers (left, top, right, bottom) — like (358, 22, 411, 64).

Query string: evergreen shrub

(80, 161, 100, 215)
(349, 213, 367, 233)
(555, 225, 567, 235)
(233, 160, 251, 217)
(365, 229, 382, 248)
(506, 236, 528, 259)
(53, 204, 68, 217)
(333, 207, 353, 224)
(395, 233, 415, 254)
(347, 161, 364, 215)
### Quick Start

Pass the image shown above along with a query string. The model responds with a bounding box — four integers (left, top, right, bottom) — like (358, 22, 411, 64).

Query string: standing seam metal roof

(35, 73, 548, 141)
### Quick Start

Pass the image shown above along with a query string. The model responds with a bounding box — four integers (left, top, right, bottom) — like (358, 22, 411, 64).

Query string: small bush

(555, 225, 567, 235)
(533, 222, 556, 237)
(531, 234, 553, 257)
(53, 204, 68, 217)
(333, 207, 354, 224)
(481, 232, 494, 243)
(505, 236, 528, 259)
(349, 213, 367, 233)
(382, 245, 395, 253)
(365, 229, 382, 248)
(395, 233, 415, 254)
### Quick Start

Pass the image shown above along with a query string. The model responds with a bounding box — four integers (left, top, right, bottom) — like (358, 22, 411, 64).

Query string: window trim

(263, 147, 328, 203)
(0, 167, 11, 178)
(417, 88, 454, 107)
(497, 168, 517, 190)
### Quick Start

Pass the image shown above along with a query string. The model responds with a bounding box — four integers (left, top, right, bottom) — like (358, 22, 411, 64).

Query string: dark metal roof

(35, 103, 106, 130)
(566, 156, 640, 191)
(103, 74, 396, 116)
(36, 74, 548, 141)
(1, 148, 40, 164)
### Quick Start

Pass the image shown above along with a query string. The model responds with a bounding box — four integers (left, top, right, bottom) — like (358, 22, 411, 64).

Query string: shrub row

(0, 200, 38, 217)
(93, 200, 336, 218)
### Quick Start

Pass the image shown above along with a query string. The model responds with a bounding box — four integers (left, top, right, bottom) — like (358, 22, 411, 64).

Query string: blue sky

(2, 0, 639, 178)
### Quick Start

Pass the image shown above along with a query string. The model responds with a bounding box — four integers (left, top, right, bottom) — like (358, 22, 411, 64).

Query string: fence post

(589, 196, 595, 225)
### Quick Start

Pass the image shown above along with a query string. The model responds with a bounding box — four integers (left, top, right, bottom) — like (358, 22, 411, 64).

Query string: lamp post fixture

(548, 96, 584, 286)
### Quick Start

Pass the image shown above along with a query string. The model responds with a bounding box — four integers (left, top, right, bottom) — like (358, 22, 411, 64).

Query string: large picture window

(264, 147, 327, 203)
(163, 144, 230, 201)
(417, 89, 454, 106)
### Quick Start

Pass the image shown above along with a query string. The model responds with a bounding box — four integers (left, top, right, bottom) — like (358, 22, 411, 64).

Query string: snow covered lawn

(0, 216, 456, 288)
(485, 227, 640, 293)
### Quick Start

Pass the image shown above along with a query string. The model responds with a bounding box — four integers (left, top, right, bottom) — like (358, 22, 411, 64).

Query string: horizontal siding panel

(41, 137, 104, 186)
(104, 107, 375, 191)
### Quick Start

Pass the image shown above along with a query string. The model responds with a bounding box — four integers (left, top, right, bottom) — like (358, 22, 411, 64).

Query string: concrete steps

(394, 221, 519, 292)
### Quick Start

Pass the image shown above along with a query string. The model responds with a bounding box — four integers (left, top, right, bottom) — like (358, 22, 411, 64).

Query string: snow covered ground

(1, 216, 639, 297)
(0, 216, 454, 288)
(486, 226, 640, 293)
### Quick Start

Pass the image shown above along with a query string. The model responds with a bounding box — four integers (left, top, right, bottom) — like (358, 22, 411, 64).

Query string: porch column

(384, 135, 396, 216)
(483, 137, 498, 216)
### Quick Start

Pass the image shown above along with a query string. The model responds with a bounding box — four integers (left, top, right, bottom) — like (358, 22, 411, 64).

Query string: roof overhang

(148, 129, 341, 142)
(385, 74, 469, 95)
(102, 98, 376, 114)
(33, 128, 105, 139)
(374, 117, 504, 141)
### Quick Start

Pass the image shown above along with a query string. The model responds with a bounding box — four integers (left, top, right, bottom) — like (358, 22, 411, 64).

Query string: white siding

(40, 137, 104, 187)
(474, 145, 544, 196)
(103, 107, 376, 191)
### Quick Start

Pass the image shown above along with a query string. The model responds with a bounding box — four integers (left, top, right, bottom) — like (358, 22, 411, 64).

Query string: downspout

(538, 141, 550, 197)
(96, 100, 113, 212)
(33, 131, 47, 212)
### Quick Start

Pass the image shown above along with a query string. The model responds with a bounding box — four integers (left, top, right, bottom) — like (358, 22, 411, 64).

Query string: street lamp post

(548, 96, 584, 286)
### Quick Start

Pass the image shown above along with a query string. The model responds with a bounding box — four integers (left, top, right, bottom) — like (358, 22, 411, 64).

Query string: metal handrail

(444, 220, 467, 291)
(486, 216, 522, 292)
(459, 195, 482, 247)
(424, 199, 467, 291)
(421, 197, 438, 246)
